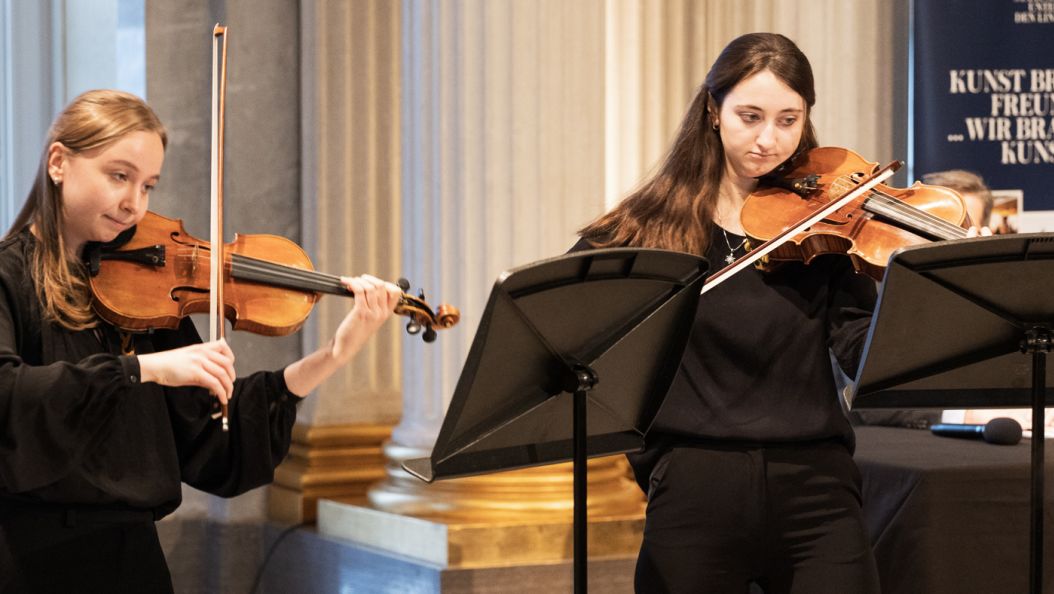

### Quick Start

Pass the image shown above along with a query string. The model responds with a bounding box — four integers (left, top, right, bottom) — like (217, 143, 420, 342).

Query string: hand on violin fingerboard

(138, 339, 236, 406)
(331, 275, 404, 364)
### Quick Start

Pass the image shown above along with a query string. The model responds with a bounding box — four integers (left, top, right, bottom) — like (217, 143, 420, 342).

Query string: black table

(855, 426, 1054, 594)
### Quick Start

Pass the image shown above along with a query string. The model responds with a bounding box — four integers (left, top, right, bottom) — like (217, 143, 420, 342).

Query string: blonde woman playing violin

(0, 90, 401, 594)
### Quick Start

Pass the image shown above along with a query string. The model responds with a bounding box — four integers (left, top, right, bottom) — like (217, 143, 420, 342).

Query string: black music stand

(852, 233, 1054, 594)
(403, 247, 707, 594)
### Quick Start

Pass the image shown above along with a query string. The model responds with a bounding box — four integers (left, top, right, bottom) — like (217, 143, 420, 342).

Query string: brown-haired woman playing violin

(0, 89, 402, 594)
(577, 33, 882, 593)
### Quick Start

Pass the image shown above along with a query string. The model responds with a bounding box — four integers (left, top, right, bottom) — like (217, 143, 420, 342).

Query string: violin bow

(210, 24, 230, 431)
(702, 160, 901, 295)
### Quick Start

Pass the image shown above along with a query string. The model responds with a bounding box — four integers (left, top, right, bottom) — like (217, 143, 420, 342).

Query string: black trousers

(0, 501, 173, 594)
(635, 442, 880, 594)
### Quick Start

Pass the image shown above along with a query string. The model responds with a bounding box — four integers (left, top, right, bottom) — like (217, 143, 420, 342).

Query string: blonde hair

(6, 90, 167, 330)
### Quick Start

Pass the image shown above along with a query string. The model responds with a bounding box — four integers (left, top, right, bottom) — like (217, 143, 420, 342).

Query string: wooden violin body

(86, 211, 459, 340)
(741, 147, 968, 281)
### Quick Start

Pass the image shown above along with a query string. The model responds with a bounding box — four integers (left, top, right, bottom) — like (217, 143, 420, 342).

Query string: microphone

(930, 417, 1023, 445)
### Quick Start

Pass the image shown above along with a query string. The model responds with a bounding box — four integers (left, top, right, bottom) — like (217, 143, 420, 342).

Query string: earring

(712, 121, 719, 131)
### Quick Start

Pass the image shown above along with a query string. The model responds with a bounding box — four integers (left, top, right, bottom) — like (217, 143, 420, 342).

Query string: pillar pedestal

(317, 440, 644, 566)
(269, 422, 392, 523)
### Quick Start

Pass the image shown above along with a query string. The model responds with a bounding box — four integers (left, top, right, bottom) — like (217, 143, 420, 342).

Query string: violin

(84, 211, 460, 342)
(740, 146, 968, 280)
(703, 146, 967, 294)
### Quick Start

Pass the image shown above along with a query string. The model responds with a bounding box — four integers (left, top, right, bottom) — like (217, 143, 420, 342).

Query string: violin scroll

(395, 278, 461, 343)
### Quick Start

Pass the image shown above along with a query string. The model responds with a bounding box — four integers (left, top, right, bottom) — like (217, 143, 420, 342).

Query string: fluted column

(367, 0, 643, 521)
(298, 0, 403, 426)
(270, 0, 404, 523)
(392, 0, 608, 449)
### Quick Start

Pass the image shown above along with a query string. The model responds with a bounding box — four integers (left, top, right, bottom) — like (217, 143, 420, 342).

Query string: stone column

(386, 0, 609, 452)
(350, 0, 645, 553)
(269, 0, 406, 523)
(385, 0, 611, 455)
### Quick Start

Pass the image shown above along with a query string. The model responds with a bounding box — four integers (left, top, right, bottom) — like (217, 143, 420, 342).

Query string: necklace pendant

(724, 253, 736, 265)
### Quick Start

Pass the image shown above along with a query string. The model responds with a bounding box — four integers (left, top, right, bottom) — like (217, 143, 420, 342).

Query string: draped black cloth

(855, 425, 1054, 594)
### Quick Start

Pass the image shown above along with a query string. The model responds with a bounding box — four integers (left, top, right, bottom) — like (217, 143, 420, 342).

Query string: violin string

(827, 174, 968, 240)
(233, 257, 346, 294)
(223, 255, 427, 315)
(210, 254, 423, 315)
(188, 250, 347, 294)
(833, 175, 968, 238)
(864, 190, 968, 239)
(881, 193, 969, 236)
(233, 253, 344, 285)
(185, 253, 417, 306)
(175, 250, 433, 323)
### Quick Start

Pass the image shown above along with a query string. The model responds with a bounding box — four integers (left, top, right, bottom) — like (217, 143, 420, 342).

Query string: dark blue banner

(913, 0, 1054, 216)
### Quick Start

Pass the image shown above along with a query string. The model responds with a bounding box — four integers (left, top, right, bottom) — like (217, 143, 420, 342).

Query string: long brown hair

(580, 32, 818, 256)
(6, 90, 167, 330)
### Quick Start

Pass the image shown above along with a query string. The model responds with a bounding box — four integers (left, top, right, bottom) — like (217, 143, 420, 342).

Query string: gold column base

(268, 422, 393, 523)
(314, 440, 647, 566)
(367, 441, 645, 523)
(318, 497, 643, 568)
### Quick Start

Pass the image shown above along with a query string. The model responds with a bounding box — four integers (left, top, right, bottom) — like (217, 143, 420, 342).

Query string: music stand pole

(1025, 327, 1051, 594)
(572, 365, 598, 594)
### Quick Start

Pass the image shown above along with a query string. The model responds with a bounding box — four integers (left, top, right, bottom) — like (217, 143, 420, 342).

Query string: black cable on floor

(249, 521, 306, 594)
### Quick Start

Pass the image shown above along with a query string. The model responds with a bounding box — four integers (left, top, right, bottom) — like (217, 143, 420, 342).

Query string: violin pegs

(396, 277, 411, 292)
(406, 320, 422, 335)
(422, 327, 437, 343)
(417, 289, 426, 301)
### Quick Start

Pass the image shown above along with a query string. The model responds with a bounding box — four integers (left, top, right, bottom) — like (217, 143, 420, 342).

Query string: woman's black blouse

(573, 228, 877, 478)
(0, 230, 299, 518)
